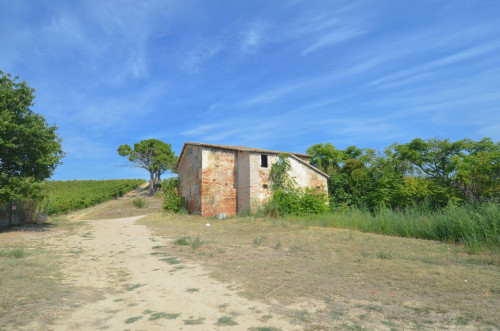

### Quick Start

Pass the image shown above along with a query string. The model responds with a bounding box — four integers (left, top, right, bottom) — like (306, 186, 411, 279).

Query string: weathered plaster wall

(201, 148, 237, 216)
(236, 151, 251, 212)
(247, 153, 277, 212)
(246, 153, 328, 211)
(178, 145, 202, 214)
(288, 157, 328, 195)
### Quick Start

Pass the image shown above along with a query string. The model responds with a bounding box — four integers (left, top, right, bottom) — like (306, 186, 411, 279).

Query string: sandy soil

(27, 214, 298, 330)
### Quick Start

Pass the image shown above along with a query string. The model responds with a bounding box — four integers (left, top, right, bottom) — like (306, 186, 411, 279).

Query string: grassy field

(0, 217, 82, 329)
(291, 202, 500, 254)
(139, 213, 500, 330)
(80, 189, 163, 220)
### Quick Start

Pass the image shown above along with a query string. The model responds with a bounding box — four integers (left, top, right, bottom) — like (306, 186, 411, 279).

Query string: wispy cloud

(301, 27, 365, 55)
(239, 20, 269, 53)
(182, 44, 224, 73)
(370, 43, 500, 87)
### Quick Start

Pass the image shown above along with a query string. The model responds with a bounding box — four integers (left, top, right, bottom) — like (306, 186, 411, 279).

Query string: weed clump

(173, 235, 204, 250)
(216, 316, 238, 326)
(0, 248, 25, 258)
(132, 198, 147, 209)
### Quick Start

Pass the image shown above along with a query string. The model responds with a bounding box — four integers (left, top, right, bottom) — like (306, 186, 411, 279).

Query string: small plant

(124, 316, 142, 324)
(186, 288, 199, 293)
(216, 316, 238, 326)
(190, 235, 204, 250)
(132, 198, 147, 209)
(148, 312, 180, 321)
(184, 317, 205, 325)
(174, 236, 191, 246)
(253, 237, 264, 247)
(272, 241, 282, 250)
(376, 249, 392, 259)
(177, 207, 188, 215)
(0, 248, 25, 258)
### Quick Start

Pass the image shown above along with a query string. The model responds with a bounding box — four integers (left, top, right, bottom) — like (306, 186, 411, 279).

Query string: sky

(1, 0, 499, 180)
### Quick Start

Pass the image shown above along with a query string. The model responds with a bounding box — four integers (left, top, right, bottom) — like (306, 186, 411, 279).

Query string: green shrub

(132, 198, 147, 209)
(299, 189, 329, 214)
(162, 177, 183, 212)
(162, 177, 178, 194)
(264, 188, 328, 217)
(163, 194, 182, 212)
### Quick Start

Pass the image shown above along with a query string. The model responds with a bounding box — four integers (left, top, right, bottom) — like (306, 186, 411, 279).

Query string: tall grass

(284, 202, 500, 253)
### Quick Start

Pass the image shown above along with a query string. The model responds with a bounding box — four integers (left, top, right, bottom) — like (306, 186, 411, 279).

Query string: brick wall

(201, 148, 237, 216)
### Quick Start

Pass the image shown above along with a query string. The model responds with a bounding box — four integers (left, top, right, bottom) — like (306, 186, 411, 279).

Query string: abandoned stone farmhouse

(177, 142, 329, 216)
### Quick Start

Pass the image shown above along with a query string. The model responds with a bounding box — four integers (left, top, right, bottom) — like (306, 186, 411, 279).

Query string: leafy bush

(132, 198, 147, 209)
(162, 177, 183, 212)
(300, 189, 329, 214)
(163, 194, 182, 212)
(263, 188, 328, 217)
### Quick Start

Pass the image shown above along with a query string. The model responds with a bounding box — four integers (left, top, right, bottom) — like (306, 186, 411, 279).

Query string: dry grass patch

(0, 243, 69, 329)
(139, 213, 500, 330)
(81, 188, 163, 220)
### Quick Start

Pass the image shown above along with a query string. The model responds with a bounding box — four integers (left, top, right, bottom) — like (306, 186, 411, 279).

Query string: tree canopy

(117, 139, 177, 196)
(307, 138, 499, 211)
(0, 71, 64, 204)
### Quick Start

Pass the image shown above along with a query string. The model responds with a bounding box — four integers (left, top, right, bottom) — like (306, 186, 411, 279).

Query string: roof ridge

(182, 142, 311, 158)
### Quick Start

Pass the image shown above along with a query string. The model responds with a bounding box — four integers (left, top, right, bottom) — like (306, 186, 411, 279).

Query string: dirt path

(30, 215, 298, 330)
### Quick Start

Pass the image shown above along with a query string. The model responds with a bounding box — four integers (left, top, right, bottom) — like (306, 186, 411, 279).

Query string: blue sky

(1, 0, 499, 180)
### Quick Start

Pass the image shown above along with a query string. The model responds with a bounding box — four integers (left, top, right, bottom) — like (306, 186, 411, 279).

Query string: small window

(263, 184, 268, 189)
(261, 155, 268, 167)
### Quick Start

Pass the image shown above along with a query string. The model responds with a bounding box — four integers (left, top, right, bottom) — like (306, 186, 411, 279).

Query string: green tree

(392, 138, 467, 185)
(0, 71, 64, 205)
(306, 143, 344, 173)
(456, 138, 500, 202)
(117, 139, 177, 196)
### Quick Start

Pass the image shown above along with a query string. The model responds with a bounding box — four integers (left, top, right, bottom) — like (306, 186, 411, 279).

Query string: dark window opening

(263, 184, 268, 189)
(261, 154, 268, 167)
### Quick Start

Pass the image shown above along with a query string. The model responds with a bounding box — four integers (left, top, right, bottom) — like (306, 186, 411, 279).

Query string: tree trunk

(155, 170, 161, 190)
(149, 171, 155, 196)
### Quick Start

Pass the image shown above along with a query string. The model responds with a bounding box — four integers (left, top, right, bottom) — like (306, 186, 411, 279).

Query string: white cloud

(301, 27, 365, 55)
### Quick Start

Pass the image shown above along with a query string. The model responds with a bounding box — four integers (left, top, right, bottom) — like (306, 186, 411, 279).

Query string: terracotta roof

(177, 142, 328, 178)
